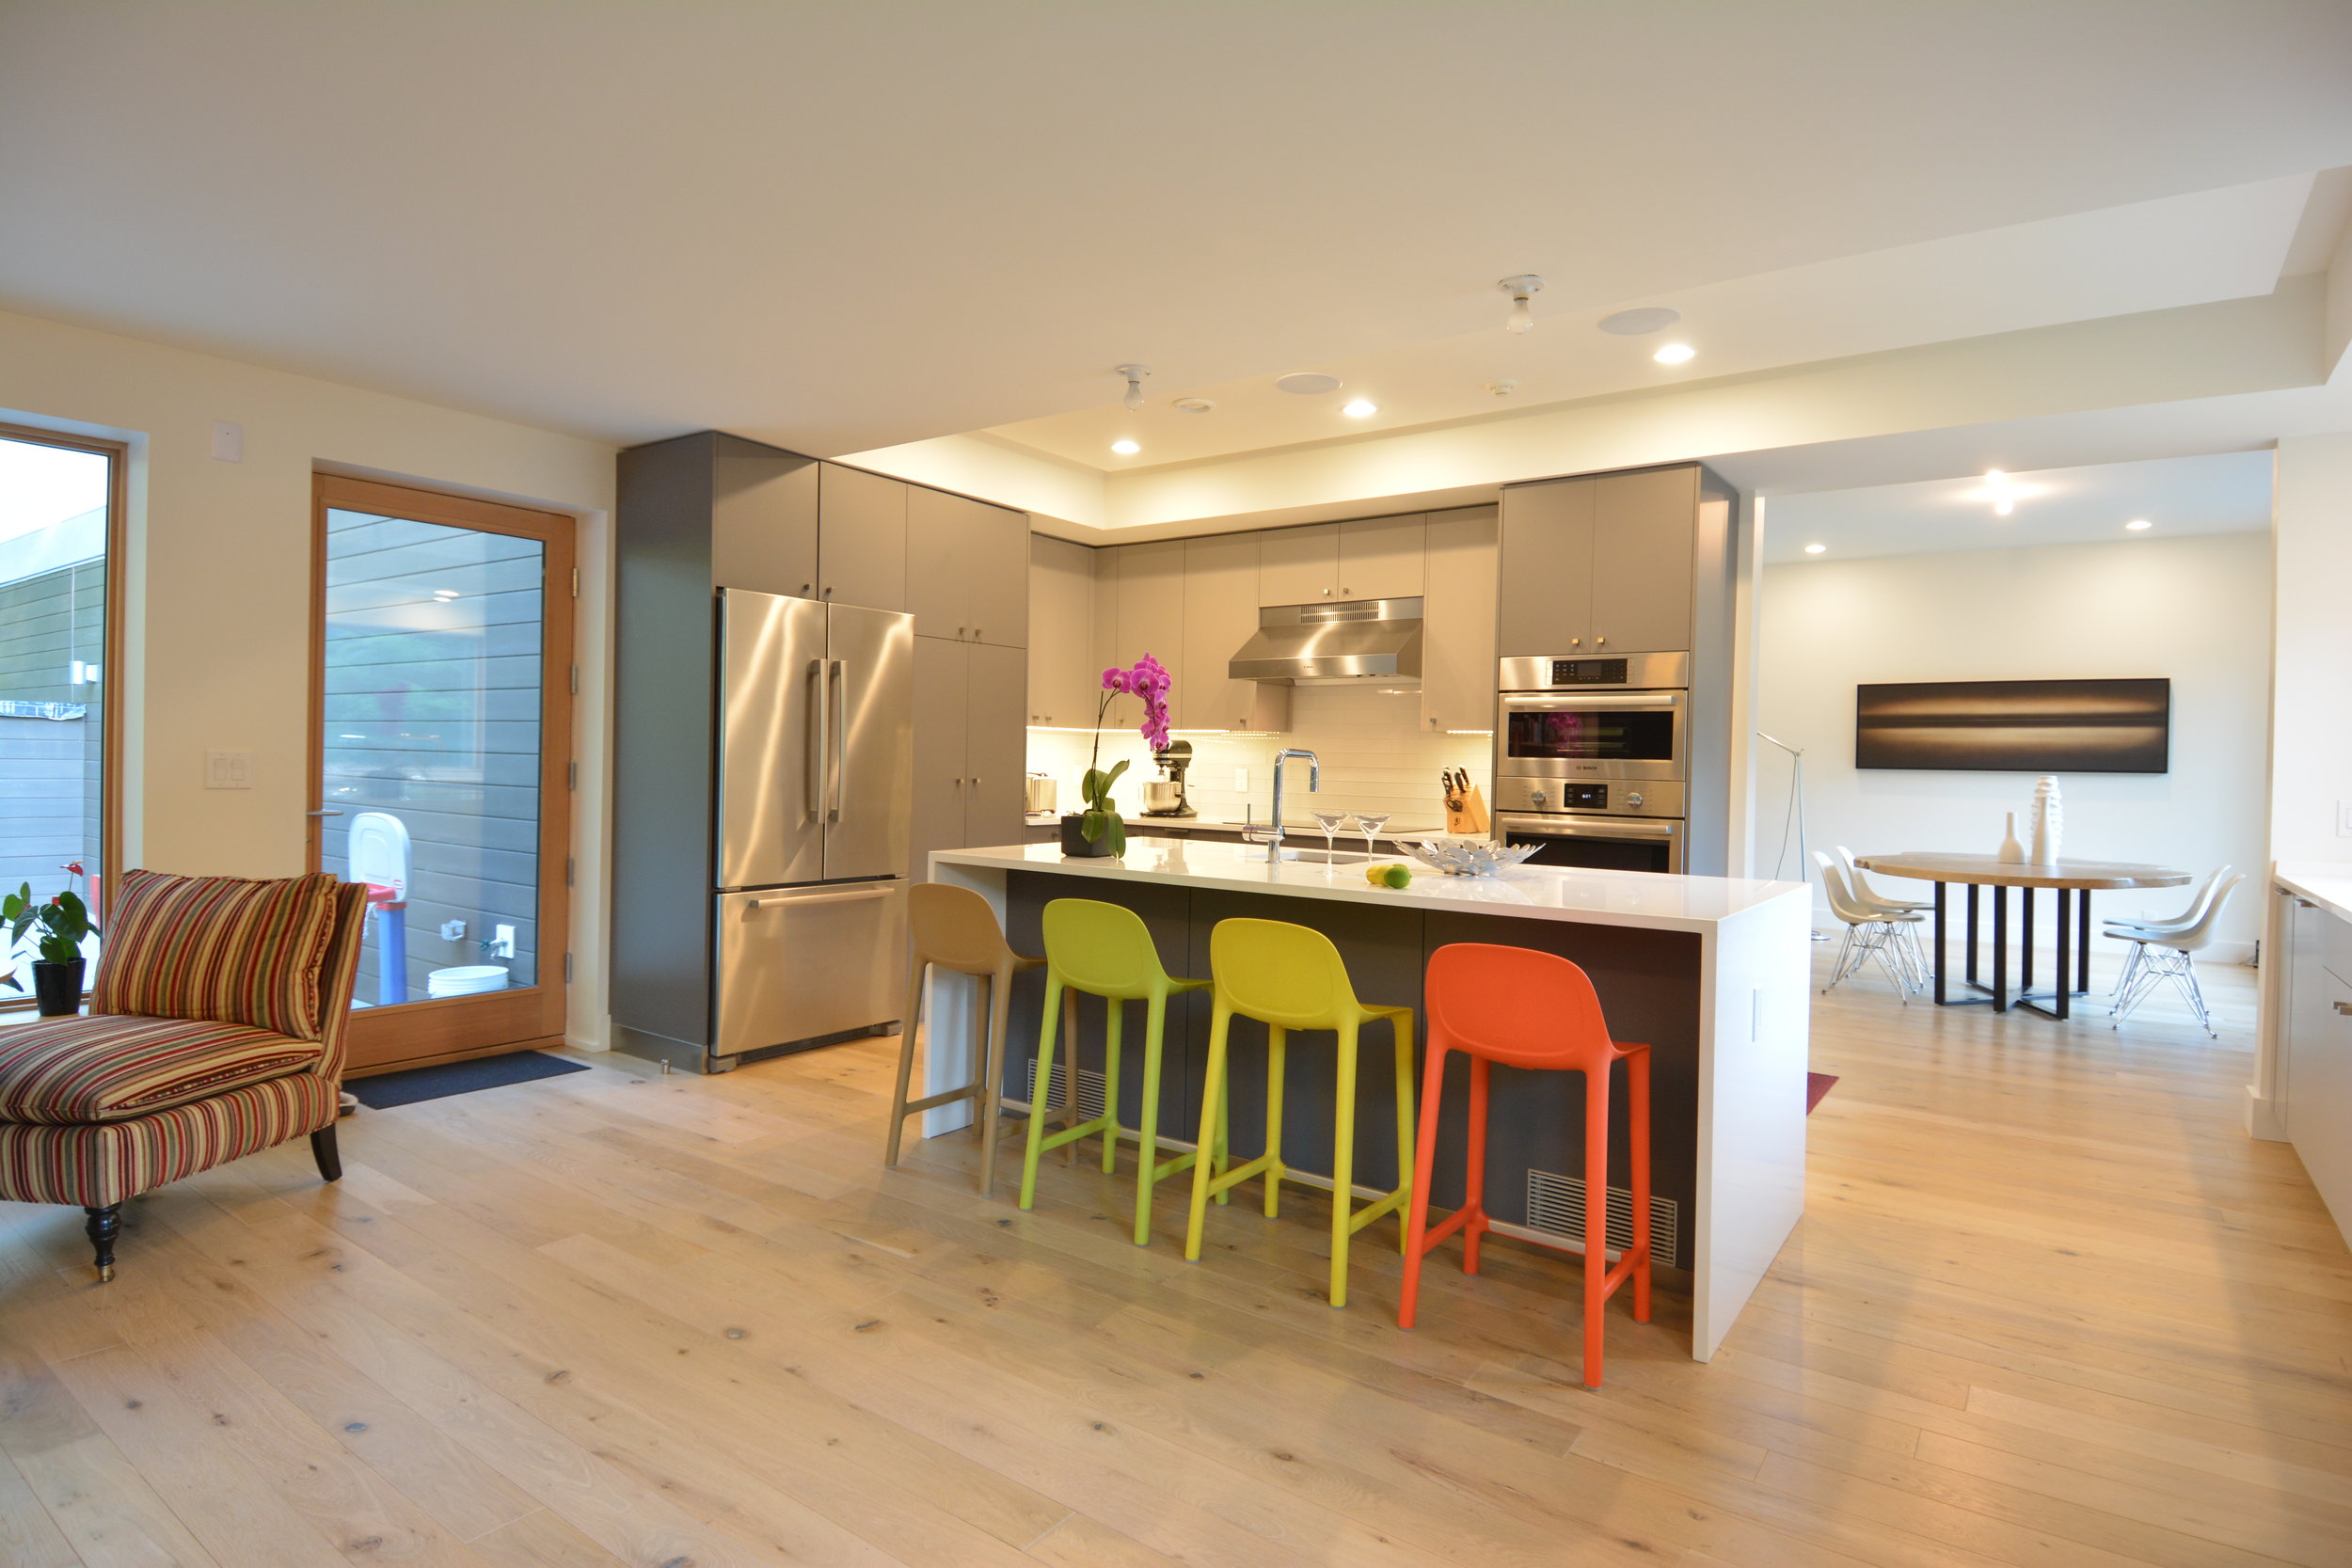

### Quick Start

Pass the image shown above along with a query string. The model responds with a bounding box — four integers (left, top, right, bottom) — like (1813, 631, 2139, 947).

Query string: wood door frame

(0, 420, 126, 1014)
(310, 473, 575, 1073)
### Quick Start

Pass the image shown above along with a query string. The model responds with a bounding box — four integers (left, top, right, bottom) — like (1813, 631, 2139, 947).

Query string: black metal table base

(1930, 879, 2094, 1019)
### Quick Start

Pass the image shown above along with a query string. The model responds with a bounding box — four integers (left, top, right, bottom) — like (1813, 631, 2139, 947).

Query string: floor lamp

(1756, 731, 1830, 941)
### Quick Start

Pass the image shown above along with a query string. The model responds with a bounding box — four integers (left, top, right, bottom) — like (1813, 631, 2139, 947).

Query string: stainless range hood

(1229, 596, 1423, 686)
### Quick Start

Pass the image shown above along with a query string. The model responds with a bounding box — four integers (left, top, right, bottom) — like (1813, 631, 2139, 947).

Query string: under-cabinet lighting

(1445, 729, 1494, 736)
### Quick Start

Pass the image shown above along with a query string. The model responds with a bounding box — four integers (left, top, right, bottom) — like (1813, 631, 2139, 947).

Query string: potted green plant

(4, 863, 101, 1017)
(1062, 656, 1172, 858)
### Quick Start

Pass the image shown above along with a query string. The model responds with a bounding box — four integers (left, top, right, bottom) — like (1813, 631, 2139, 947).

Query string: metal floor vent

(1024, 1059, 1108, 1124)
(1525, 1168, 1678, 1262)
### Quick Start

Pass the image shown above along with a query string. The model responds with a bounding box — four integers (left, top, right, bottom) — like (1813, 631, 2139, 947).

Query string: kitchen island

(923, 838, 1811, 1358)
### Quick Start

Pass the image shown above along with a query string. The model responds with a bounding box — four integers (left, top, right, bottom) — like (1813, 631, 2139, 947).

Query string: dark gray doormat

(349, 1051, 590, 1110)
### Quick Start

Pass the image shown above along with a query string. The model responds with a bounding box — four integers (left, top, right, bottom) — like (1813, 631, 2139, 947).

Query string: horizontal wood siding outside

(0, 556, 105, 977)
(320, 510, 545, 1002)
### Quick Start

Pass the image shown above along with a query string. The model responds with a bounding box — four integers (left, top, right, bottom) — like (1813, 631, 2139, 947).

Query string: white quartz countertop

(934, 836, 1805, 933)
(2276, 862, 2352, 925)
(1023, 811, 1447, 834)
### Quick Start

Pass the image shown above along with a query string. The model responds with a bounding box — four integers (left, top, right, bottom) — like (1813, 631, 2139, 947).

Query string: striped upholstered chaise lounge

(0, 869, 368, 1280)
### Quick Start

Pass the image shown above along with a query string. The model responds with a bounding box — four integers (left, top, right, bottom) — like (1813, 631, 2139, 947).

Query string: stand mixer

(1140, 739, 1197, 818)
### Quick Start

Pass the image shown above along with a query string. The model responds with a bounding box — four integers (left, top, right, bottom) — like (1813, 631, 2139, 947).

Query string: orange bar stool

(1400, 942, 1652, 1387)
(884, 882, 1075, 1196)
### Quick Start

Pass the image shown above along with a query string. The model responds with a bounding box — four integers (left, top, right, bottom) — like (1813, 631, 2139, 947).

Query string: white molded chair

(1834, 845, 1931, 986)
(1815, 851, 1920, 1002)
(2111, 872, 2242, 1037)
(2105, 865, 2232, 1001)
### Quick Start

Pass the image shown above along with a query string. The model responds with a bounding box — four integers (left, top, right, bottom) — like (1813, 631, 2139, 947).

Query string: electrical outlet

(1234, 767, 1249, 792)
(439, 919, 466, 942)
(210, 420, 243, 462)
(2338, 800, 2352, 838)
(203, 750, 251, 789)
(492, 924, 516, 959)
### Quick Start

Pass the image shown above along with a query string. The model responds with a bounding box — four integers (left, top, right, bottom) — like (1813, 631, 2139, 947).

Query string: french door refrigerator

(711, 589, 914, 1062)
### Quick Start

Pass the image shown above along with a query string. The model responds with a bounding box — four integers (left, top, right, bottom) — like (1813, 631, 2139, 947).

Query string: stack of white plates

(426, 964, 510, 998)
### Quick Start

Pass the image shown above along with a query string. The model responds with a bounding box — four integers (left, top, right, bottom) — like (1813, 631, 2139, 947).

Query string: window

(0, 425, 121, 1004)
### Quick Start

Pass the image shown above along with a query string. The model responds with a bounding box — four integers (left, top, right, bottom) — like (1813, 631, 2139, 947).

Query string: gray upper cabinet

(1114, 539, 1185, 680)
(817, 464, 908, 611)
(908, 484, 1028, 646)
(1419, 507, 1499, 734)
(1498, 477, 1595, 656)
(709, 436, 818, 597)
(1257, 515, 1426, 603)
(1181, 532, 1290, 734)
(1589, 467, 1696, 654)
(1499, 466, 1701, 656)
(1337, 515, 1425, 600)
(1027, 534, 1096, 727)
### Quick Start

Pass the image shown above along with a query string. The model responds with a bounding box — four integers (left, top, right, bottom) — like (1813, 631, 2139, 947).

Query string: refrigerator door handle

(828, 657, 848, 823)
(746, 886, 892, 911)
(804, 657, 826, 822)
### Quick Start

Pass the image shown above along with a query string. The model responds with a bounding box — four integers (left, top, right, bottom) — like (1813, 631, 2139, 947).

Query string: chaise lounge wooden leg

(310, 1125, 342, 1181)
(84, 1204, 120, 1283)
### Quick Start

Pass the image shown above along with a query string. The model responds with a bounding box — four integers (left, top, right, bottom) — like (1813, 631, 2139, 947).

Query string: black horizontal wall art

(1854, 678, 2170, 773)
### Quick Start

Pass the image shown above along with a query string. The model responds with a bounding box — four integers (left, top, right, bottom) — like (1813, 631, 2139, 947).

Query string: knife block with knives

(1440, 768, 1490, 835)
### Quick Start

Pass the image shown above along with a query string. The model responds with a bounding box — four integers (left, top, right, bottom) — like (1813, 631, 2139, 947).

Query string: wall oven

(1494, 653, 1690, 875)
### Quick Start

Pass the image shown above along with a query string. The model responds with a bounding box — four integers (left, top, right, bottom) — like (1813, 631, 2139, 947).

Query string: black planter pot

(31, 958, 85, 1018)
(1059, 814, 1118, 858)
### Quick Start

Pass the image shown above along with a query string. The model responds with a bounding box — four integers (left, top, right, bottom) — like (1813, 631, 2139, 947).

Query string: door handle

(2335, 1001, 2352, 1016)
(805, 658, 825, 821)
(835, 658, 852, 819)
(307, 810, 344, 817)
(747, 886, 892, 911)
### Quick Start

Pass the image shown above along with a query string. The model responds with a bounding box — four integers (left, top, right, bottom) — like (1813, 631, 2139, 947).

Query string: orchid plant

(1078, 656, 1172, 855)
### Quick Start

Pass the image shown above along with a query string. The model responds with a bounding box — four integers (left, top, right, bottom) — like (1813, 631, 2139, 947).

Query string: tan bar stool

(884, 882, 1080, 1195)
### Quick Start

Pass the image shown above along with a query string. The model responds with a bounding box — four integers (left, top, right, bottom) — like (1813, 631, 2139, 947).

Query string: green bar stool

(1018, 897, 1210, 1244)
(1184, 916, 1416, 1308)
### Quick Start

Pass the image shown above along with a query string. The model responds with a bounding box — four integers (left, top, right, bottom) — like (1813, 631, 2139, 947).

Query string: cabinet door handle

(2295, 897, 2317, 908)
(2336, 1001, 2352, 1016)
(1568, 638, 1581, 647)
(1596, 636, 1607, 646)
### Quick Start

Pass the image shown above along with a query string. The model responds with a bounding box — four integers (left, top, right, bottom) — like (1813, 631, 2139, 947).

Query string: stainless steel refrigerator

(711, 589, 914, 1060)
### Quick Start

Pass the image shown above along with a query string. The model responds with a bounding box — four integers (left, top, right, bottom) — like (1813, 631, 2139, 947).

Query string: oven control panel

(1549, 657, 1628, 686)
(1493, 776, 1683, 818)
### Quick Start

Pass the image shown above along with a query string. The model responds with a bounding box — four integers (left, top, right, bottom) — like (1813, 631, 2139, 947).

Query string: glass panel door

(0, 427, 118, 1008)
(312, 475, 571, 1072)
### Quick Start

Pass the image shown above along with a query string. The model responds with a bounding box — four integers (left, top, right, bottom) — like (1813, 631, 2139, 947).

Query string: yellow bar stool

(1018, 897, 1210, 1243)
(1185, 916, 1416, 1307)
(884, 882, 1073, 1196)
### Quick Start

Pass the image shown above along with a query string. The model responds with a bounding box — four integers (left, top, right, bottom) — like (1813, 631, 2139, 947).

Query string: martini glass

(1355, 812, 1392, 859)
(1311, 809, 1352, 862)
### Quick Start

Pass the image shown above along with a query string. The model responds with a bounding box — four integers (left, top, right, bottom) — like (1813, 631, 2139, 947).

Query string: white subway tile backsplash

(1026, 684, 1491, 833)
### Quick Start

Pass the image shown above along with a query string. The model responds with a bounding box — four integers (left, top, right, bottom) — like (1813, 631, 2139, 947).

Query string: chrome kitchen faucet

(1264, 749, 1320, 862)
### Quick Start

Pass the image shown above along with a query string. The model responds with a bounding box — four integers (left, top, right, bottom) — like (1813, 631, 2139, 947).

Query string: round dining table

(1851, 852, 2190, 1019)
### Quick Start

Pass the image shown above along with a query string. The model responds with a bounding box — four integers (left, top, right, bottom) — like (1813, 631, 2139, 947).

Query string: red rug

(1806, 1072, 1838, 1115)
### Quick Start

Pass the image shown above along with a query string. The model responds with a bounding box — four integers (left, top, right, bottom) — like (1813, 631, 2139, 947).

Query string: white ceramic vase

(2029, 775, 2063, 865)
(1996, 811, 2026, 863)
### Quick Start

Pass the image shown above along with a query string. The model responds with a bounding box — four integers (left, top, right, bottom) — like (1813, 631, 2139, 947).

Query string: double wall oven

(1493, 652, 1689, 874)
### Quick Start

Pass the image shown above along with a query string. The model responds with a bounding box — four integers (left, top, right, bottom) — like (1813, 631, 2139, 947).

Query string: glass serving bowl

(1404, 839, 1543, 877)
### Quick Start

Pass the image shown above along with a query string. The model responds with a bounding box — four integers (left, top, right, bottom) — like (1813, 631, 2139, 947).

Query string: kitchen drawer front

(2323, 900, 2352, 988)
(715, 881, 906, 1057)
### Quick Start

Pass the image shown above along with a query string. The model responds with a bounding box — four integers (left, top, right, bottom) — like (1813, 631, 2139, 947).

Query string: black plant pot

(1059, 814, 1117, 858)
(32, 958, 85, 1018)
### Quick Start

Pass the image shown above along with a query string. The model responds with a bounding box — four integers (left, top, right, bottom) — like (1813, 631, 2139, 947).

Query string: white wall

(2270, 431, 2352, 865)
(1756, 531, 2272, 954)
(1026, 683, 1491, 836)
(0, 308, 619, 1048)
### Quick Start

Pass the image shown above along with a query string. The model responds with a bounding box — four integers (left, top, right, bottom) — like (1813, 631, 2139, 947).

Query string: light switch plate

(203, 750, 252, 789)
(2338, 800, 2352, 838)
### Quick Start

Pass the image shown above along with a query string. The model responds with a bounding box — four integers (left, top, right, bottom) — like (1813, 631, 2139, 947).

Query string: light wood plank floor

(2, 949, 2344, 1568)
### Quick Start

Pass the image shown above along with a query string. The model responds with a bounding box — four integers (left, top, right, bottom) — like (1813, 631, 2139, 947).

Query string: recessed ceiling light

(1970, 469, 2042, 515)
(1110, 439, 1139, 455)
(2125, 518, 2152, 531)
(1173, 397, 1215, 414)
(1342, 399, 1378, 418)
(1653, 342, 1695, 364)
(1804, 544, 1827, 555)
(1275, 372, 1342, 396)
(1599, 307, 1680, 336)
(1482, 379, 1518, 397)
